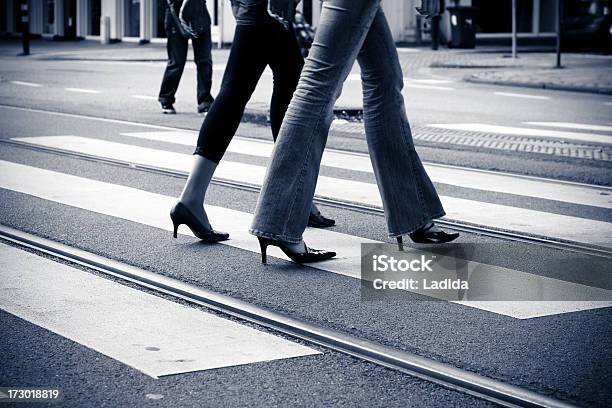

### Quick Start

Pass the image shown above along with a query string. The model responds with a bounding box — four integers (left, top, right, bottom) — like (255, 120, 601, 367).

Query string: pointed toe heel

(409, 223, 459, 244)
(258, 237, 269, 264)
(256, 237, 335, 264)
(170, 202, 229, 242)
(396, 236, 404, 251)
(308, 212, 336, 228)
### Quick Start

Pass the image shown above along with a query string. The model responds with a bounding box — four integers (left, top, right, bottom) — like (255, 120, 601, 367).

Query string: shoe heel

(258, 238, 269, 264)
(396, 236, 404, 251)
(172, 222, 179, 239)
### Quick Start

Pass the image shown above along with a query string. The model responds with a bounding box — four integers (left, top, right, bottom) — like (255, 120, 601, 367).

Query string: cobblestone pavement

(426, 52, 612, 95)
(330, 121, 612, 162)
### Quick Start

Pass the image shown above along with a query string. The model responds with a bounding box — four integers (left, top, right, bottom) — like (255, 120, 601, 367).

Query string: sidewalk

(430, 52, 612, 95)
(2, 38, 611, 94)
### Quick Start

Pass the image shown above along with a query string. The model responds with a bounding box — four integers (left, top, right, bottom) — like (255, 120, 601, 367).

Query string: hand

(415, 0, 440, 19)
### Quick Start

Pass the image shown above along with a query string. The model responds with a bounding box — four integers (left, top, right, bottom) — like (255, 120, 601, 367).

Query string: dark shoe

(307, 212, 335, 228)
(161, 103, 176, 114)
(197, 98, 214, 114)
(170, 202, 229, 242)
(396, 223, 459, 250)
(257, 237, 335, 264)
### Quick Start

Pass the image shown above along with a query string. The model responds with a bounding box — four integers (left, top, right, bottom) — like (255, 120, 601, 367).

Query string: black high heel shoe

(307, 212, 335, 228)
(170, 202, 229, 242)
(396, 223, 459, 250)
(257, 237, 336, 264)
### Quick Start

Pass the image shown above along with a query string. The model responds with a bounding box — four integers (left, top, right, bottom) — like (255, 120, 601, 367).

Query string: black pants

(194, 23, 304, 163)
(158, 11, 213, 105)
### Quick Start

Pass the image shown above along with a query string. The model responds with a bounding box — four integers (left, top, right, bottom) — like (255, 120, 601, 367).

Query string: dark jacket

(231, 0, 275, 26)
(267, 0, 297, 29)
(230, 0, 297, 29)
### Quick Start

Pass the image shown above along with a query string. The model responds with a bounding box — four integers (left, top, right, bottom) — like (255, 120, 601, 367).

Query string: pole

(556, 0, 563, 68)
(217, 0, 223, 49)
(511, 0, 517, 58)
(20, 0, 30, 56)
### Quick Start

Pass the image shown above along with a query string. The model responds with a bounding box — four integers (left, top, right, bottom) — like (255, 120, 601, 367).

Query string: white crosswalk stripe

(1, 160, 611, 319)
(493, 92, 551, 100)
(427, 123, 612, 145)
(10, 81, 43, 88)
(0, 243, 319, 378)
(12, 136, 612, 249)
(119, 131, 612, 209)
(524, 122, 612, 133)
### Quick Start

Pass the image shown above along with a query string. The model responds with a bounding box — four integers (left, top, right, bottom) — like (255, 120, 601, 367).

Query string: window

(155, 0, 166, 38)
(43, 0, 55, 34)
(539, 0, 557, 32)
(88, 0, 101, 35)
(472, 0, 534, 33)
(124, 0, 140, 37)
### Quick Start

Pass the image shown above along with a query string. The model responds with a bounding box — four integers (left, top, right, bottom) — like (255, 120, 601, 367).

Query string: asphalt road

(0, 50, 611, 407)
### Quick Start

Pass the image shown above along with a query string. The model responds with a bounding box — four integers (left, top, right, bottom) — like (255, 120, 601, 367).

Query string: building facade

(0, 0, 601, 45)
(0, 0, 421, 43)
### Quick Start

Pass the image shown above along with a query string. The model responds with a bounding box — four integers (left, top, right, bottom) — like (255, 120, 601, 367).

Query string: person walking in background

(169, 0, 335, 243)
(158, 0, 214, 115)
(430, 0, 444, 50)
(249, 0, 459, 264)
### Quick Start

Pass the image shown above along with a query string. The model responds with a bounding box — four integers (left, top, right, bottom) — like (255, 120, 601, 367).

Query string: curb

(37, 56, 169, 62)
(242, 108, 269, 125)
(464, 76, 612, 95)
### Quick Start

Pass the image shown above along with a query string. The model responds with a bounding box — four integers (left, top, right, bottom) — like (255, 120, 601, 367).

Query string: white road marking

(0, 243, 318, 378)
(0, 105, 177, 130)
(65, 87, 101, 94)
(524, 122, 612, 133)
(344, 75, 454, 90)
(10, 81, 43, 87)
(396, 48, 422, 53)
(428, 123, 612, 145)
(493, 92, 551, 100)
(1, 160, 610, 319)
(604, 102, 612, 106)
(403, 82, 454, 91)
(12, 136, 612, 248)
(412, 79, 454, 84)
(131, 95, 158, 101)
(119, 131, 612, 210)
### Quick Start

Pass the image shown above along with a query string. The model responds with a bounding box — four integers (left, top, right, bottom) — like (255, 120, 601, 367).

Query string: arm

(416, 0, 441, 19)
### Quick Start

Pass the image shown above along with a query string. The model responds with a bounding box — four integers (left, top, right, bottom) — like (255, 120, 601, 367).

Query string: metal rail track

(0, 225, 578, 408)
(3, 138, 611, 259)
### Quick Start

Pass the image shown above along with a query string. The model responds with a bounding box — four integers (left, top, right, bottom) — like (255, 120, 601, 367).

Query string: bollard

(100, 16, 110, 45)
(20, 0, 30, 56)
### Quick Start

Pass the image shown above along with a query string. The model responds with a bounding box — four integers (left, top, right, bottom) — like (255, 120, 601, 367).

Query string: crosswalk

(2, 118, 612, 381)
(12, 134, 612, 249)
(118, 131, 612, 209)
(0, 243, 319, 378)
(1, 158, 611, 320)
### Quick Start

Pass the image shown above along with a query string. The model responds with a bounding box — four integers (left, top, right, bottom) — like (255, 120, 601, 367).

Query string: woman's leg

(178, 25, 269, 227)
(267, 26, 304, 141)
(267, 25, 332, 226)
(356, 8, 445, 237)
(250, 0, 382, 244)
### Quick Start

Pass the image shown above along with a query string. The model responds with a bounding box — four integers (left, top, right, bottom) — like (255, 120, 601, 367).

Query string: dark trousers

(194, 24, 304, 163)
(158, 12, 213, 105)
(431, 15, 441, 50)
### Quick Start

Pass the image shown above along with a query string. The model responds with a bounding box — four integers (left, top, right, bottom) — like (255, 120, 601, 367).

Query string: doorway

(63, 0, 77, 39)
